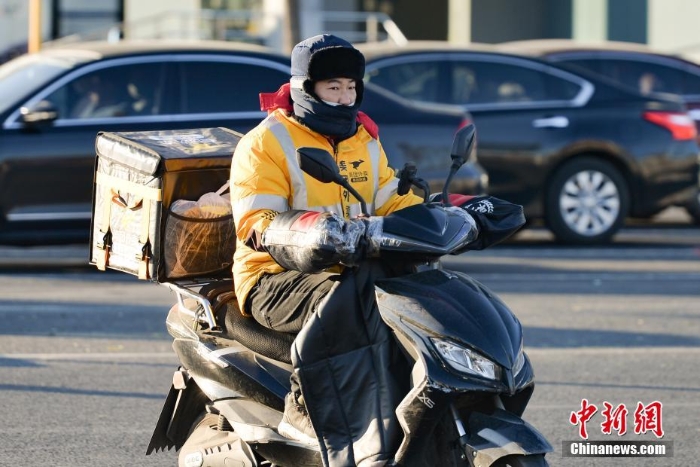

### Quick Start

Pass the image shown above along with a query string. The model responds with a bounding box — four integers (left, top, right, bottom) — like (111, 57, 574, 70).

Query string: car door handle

(532, 116, 569, 128)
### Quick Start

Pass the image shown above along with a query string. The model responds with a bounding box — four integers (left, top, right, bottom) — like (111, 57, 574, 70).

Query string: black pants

(246, 269, 341, 396)
(246, 269, 340, 334)
(246, 264, 406, 466)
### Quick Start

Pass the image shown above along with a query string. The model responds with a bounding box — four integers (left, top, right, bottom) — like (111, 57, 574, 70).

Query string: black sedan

(498, 38, 700, 223)
(0, 40, 484, 245)
(359, 41, 700, 244)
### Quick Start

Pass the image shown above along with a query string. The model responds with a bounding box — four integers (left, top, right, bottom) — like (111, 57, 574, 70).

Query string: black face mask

(291, 85, 360, 141)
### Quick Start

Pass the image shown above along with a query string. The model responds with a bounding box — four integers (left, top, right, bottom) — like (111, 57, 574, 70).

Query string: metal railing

(44, 9, 408, 52)
(311, 11, 407, 46)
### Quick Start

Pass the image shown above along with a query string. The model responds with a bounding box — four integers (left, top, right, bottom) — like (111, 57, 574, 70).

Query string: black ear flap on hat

(308, 47, 366, 82)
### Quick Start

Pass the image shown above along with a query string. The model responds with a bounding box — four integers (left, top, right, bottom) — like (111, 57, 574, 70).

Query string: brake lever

(397, 162, 417, 196)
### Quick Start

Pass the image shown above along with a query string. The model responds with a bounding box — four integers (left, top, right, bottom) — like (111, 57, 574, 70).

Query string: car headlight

(513, 348, 526, 376)
(430, 338, 498, 380)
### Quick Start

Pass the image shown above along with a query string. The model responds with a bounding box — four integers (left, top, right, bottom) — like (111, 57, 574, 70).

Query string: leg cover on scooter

(291, 262, 407, 467)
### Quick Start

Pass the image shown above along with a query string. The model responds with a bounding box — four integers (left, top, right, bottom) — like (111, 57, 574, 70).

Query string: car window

(365, 60, 442, 102)
(180, 61, 289, 113)
(681, 69, 700, 95)
(451, 61, 581, 105)
(0, 54, 77, 115)
(594, 59, 686, 96)
(554, 58, 603, 76)
(43, 62, 166, 119)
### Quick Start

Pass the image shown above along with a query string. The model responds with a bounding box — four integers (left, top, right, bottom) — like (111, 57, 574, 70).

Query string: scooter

(145, 124, 553, 466)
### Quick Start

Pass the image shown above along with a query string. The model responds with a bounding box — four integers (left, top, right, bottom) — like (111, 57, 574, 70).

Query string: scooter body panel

(172, 337, 288, 409)
(376, 268, 532, 392)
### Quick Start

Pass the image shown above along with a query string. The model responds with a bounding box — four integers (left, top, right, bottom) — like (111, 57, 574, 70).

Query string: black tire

(546, 157, 629, 244)
(684, 188, 700, 225)
(493, 454, 549, 467)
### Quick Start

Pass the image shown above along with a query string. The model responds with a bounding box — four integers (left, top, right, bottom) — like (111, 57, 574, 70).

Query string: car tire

(684, 188, 700, 225)
(546, 157, 629, 244)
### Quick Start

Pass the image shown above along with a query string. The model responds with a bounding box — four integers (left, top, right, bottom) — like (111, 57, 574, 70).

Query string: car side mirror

(20, 100, 59, 125)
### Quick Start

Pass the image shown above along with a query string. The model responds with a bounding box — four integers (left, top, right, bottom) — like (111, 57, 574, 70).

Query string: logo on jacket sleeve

(351, 159, 365, 169)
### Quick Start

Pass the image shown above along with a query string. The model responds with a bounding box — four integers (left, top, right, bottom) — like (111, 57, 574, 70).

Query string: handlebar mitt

(432, 194, 526, 250)
(262, 210, 382, 273)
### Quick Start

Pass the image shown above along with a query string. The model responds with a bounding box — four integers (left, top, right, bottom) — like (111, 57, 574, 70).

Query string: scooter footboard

(463, 408, 552, 466)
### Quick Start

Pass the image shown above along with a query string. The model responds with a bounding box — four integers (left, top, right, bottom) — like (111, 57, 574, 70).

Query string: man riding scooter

(230, 34, 481, 466)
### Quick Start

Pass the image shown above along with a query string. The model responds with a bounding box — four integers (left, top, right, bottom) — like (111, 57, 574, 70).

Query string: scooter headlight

(431, 338, 498, 380)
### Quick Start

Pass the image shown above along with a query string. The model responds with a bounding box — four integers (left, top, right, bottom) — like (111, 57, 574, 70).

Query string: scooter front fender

(462, 408, 553, 466)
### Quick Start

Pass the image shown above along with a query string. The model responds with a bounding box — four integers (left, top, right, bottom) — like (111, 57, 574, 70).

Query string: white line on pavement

(0, 352, 176, 360)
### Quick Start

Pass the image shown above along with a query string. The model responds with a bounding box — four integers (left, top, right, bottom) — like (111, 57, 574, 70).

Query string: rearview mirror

(296, 146, 368, 216)
(296, 147, 343, 184)
(450, 123, 477, 167)
(441, 123, 477, 205)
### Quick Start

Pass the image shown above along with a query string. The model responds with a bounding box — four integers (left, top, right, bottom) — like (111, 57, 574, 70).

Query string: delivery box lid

(95, 127, 241, 176)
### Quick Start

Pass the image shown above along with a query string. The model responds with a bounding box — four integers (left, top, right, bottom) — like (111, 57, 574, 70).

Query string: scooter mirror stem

(441, 124, 477, 206)
(297, 147, 369, 216)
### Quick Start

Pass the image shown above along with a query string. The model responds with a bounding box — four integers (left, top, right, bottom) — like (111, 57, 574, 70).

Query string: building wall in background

(572, 0, 606, 42)
(5, 0, 700, 61)
(0, 0, 51, 60)
(389, 0, 447, 41)
(471, 0, 571, 44)
(607, 0, 646, 44)
(123, 0, 199, 39)
(0, 0, 29, 55)
(54, 0, 122, 38)
(648, 0, 700, 54)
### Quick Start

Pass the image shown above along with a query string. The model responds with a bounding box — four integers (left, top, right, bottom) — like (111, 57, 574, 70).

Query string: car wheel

(684, 188, 700, 225)
(546, 157, 629, 244)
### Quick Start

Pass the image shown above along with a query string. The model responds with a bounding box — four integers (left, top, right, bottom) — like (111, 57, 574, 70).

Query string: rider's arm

(374, 142, 422, 216)
(231, 132, 290, 252)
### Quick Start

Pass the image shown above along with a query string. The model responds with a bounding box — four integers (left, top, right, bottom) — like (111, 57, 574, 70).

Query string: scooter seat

(218, 300, 296, 364)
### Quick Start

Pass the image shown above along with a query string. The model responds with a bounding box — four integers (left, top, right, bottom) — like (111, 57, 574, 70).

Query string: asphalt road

(0, 214, 698, 467)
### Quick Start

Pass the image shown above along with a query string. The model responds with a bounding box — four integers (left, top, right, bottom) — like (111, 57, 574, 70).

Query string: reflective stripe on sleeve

(374, 178, 399, 212)
(233, 194, 289, 221)
(263, 115, 308, 210)
(368, 140, 380, 210)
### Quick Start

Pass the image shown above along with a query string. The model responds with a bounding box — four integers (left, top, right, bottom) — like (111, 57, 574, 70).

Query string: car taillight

(643, 111, 697, 140)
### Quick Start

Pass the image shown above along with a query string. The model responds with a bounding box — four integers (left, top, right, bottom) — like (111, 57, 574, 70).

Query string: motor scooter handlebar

(375, 203, 478, 257)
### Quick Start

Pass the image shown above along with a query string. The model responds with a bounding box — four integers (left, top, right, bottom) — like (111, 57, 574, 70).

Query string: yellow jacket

(231, 109, 422, 314)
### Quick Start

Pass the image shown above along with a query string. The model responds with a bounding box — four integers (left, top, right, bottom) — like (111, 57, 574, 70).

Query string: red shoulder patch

(357, 111, 379, 139)
(259, 83, 292, 113)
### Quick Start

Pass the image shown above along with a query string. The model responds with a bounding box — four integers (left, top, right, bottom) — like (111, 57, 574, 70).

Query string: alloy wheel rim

(559, 170, 620, 236)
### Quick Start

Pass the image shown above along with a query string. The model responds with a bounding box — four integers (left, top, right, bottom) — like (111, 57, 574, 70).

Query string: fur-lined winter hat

(289, 34, 366, 139)
(291, 34, 365, 84)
